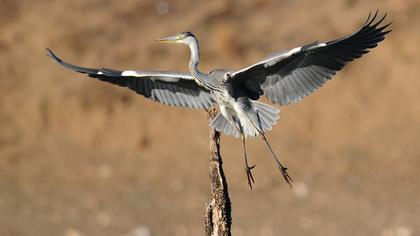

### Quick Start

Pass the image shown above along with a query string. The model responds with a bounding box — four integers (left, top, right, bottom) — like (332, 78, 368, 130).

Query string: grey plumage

(210, 101, 280, 137)
(230, 11, 391, 105)
(211, 113, 240, 138)
(47, 11, 391, 189)
(47, 49, 214, 109)
(253, 101, 280, 132)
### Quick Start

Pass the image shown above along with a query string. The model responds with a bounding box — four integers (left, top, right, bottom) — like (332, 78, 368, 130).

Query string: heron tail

(210, 112, 240, 138)
(210, 102, 280, 138)
(251, 101, 280, 134)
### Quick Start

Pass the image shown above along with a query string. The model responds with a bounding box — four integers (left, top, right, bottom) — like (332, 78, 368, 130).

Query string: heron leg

(241, 134, 255, 190)
(253, 110, 292, 187)
(260, 133, 293, 188)
(231, 115, 256, 189)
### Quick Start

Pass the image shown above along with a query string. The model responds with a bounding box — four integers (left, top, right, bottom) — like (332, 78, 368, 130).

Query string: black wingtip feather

(364, 11, 372, 25)
(46, 48, 62, 63)
(46, 48, 103, 76)
(366, 9, 379, 26)
(371, 12, 387, 28)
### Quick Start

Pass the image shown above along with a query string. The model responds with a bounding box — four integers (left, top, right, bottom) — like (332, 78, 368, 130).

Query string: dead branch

(204, 108, 232, 236)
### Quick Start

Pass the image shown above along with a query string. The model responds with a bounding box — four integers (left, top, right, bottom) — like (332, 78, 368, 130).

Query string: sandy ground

(0, 0, 419, 235)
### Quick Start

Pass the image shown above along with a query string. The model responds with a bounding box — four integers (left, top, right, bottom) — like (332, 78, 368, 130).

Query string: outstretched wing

(47, 49, 214, 109)
(229, 11, 392, 105)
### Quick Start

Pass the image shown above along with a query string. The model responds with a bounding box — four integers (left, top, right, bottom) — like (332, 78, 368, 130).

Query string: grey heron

(47, 11, 391, 189)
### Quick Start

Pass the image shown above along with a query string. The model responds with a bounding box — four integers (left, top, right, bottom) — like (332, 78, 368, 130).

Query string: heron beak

(155, 35, 181, 43)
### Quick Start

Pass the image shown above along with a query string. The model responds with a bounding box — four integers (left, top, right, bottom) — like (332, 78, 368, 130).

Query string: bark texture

(204, 108, 232, 236)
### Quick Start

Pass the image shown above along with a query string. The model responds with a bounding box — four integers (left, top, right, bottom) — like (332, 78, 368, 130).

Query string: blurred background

(0, 0, 419, 235)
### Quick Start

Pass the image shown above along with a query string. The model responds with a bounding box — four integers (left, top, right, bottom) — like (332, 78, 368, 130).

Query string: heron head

(155, 32, 195, 45)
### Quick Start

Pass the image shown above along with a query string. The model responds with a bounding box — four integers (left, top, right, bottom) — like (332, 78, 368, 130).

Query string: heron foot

(245, 164, 256, 190)
(278, 165, 293, 188)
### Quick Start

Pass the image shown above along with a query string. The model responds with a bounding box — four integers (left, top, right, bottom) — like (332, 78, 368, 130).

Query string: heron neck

(188, 39, 206, 82)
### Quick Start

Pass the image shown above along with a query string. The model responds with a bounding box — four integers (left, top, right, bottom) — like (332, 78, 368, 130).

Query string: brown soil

(1, 0, 419, 236)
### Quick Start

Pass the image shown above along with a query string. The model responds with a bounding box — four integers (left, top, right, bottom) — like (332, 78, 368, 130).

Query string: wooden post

(204, 108, 232, 236)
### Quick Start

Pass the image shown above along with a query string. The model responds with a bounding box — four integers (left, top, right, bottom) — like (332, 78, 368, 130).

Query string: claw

(245, 164, 256, 190)
(279, 165, 293, 188)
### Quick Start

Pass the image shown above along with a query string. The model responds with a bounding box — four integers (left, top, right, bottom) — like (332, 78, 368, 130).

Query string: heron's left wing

(47, 49, 215, 109)
(229, 11, 391, 105)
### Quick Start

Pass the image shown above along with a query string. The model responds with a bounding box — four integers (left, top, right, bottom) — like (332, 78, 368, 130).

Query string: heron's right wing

(47, 49, 215, 109)
(229, 11, 391, 105)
